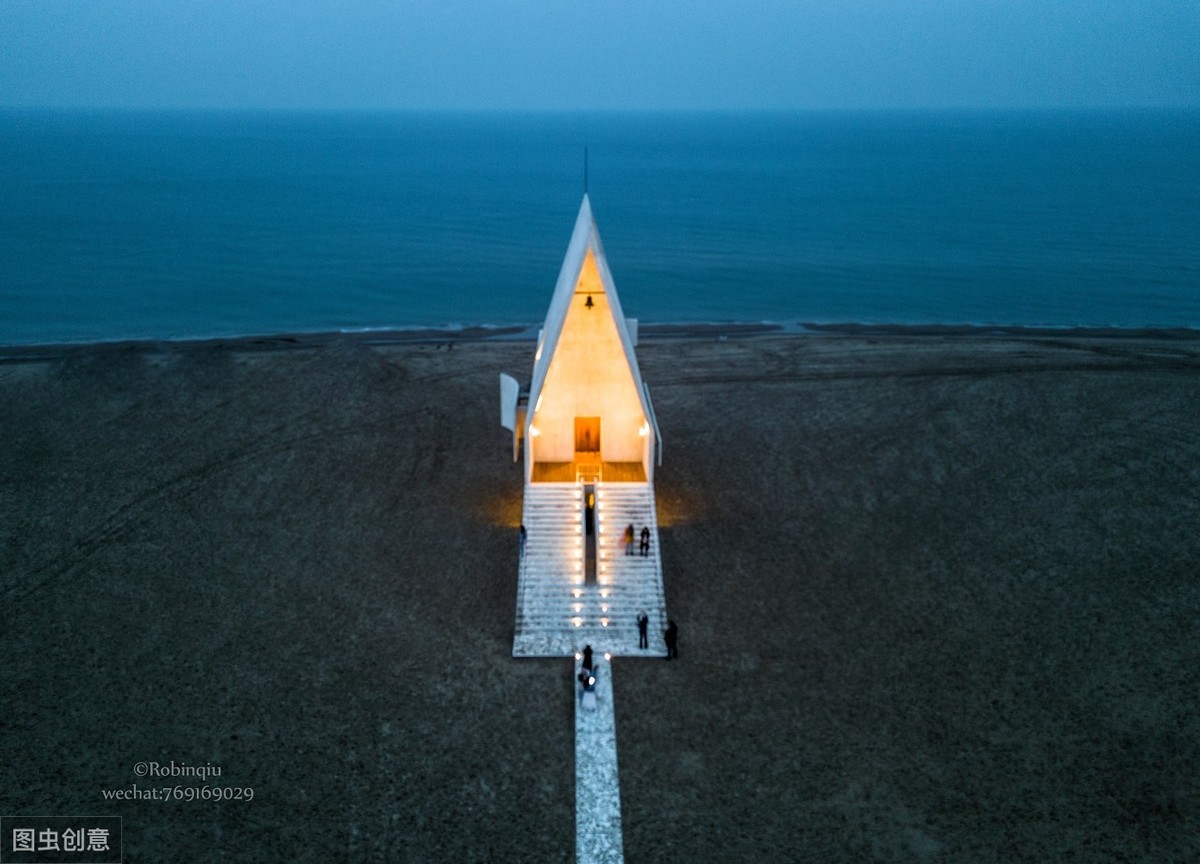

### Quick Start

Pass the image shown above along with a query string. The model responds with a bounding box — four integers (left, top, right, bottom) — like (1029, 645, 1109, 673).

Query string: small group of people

(622, 523, 652, 557)
(526, 521, 652, 558)
(636, 611, 678, 659)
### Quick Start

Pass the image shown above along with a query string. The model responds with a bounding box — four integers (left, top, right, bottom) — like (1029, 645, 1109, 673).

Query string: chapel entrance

(574, 417, 600, 455)
(574, 416, 602, 481)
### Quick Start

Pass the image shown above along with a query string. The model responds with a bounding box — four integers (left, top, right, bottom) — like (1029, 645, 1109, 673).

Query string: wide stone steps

(514, 482, 668, 657)
(513, 484, 584, 657)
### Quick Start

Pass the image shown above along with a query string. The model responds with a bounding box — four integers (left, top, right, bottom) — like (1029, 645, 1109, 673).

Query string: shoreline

(4, 319, 1200, 363)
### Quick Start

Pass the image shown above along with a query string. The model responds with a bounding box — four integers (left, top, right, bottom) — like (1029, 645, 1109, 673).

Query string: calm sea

(2, 109, 1198, 345)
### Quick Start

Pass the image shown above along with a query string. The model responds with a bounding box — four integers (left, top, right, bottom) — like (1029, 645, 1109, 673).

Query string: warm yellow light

(639, 421, 649, 437)
(529, 425, 541, 437)
(573, 590, 582, 598)
(573, 604, 582, 613)
(572, 617, 583, 627)
(601, 618, 609, 627)
(601, 605, 608, 612)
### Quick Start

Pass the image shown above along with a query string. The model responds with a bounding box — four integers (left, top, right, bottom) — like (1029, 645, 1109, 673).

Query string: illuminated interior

(523, 196, 659, 484)
(531, 250, 646, 470)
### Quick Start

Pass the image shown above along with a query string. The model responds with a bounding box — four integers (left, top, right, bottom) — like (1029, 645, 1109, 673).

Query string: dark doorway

(575, 416, 600, 454)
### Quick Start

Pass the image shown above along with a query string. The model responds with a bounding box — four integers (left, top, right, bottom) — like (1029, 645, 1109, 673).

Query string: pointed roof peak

(561, 194, 604, 278)
(527, 195, 651, 436)
(575, 193, 595, 231)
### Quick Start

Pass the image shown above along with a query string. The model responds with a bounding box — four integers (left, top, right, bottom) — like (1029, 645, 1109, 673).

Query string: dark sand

(2, 331, 1198, 862)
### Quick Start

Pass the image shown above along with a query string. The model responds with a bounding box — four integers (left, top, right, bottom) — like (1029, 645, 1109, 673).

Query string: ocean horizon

(2, 108, 1198, 346)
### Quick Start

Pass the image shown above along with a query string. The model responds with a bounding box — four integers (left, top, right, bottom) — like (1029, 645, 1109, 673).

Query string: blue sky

(1, 1, 1197, 110)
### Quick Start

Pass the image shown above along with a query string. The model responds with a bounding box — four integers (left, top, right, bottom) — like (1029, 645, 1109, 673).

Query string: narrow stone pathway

(575, 653, 623, 864)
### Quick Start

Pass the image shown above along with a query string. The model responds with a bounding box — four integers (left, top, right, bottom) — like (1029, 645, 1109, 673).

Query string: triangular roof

(527, 194, 654, 434)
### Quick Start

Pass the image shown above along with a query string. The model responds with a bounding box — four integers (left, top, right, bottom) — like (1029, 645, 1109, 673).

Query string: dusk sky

(2, 1, 1198, 111)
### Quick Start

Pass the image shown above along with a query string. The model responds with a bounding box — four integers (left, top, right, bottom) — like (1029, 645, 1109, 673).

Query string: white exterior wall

(642, 425, 654, 484)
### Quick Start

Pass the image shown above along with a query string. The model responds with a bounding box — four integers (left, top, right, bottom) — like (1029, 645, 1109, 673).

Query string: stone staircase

(513, 481, 667, 657)
(592, 483, 668, 654)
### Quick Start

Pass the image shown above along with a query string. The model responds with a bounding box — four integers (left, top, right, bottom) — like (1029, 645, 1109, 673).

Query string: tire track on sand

(2, 408, 428, 603)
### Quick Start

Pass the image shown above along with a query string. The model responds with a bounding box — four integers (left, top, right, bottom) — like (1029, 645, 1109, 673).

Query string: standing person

(579, 663, 598, 710)
(639, 526, 650, 557)
(623, 524, 635, 556)
(637, 611, 649, 649)
(582, 644, 593, 673)
(664, 620, 678, 660)
(519, 524, 527, 558)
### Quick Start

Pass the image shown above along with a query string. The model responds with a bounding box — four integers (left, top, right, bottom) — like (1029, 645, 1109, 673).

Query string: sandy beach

(2, 329, 1198, 862)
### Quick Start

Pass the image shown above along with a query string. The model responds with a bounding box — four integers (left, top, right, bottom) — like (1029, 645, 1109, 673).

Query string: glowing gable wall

(531, 248, 645, 464)
(524, 194, 659, 482)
